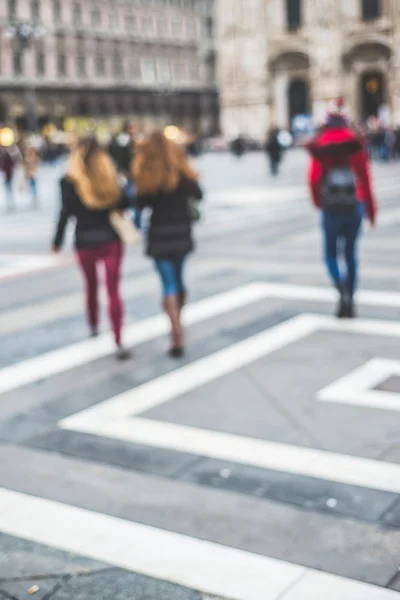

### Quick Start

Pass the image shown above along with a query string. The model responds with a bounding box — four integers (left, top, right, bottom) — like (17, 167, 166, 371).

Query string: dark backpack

(322, 166, 358, 214)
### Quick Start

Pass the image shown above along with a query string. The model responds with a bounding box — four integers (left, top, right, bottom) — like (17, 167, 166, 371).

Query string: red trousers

(77, 241, 124, 345)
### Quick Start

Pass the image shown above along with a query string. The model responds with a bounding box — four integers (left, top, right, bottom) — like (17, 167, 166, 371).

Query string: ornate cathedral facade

(217, 0, 400, 139)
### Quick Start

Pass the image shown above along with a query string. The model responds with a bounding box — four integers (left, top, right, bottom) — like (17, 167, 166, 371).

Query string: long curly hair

(67, 138, 121, 210)
(133, 131, 198, 195)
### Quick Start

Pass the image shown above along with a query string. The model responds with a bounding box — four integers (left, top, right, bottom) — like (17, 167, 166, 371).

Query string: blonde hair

(67, 138, 120, 210)
(133, 131, 198, 195)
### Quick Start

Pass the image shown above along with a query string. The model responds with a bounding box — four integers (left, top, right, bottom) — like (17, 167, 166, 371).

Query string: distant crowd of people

(0, 102, 385, 358)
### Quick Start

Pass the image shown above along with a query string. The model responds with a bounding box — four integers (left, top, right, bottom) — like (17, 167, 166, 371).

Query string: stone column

(308, 0, 343, 124)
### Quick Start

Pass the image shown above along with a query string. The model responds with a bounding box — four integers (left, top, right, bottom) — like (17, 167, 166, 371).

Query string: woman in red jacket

(307, 110, 377, 318)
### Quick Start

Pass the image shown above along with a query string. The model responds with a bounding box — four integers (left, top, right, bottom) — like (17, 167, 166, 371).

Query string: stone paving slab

(49, 570, 204, 600)
(0, 444, 398, 586)
(0, 534, 105, 580)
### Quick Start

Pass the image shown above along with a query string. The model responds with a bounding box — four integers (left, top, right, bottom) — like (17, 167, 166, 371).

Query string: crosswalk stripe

(4, 281, 400, 395)
(0, 487, 396, 600)
(61, 313, 400, 495)
(0, 283, 270, 395)
(0, 259, 225, 336)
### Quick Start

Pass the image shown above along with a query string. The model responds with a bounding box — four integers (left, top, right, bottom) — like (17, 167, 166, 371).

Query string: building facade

(217, 0, 400, 140)
(0, 0, 219, 134)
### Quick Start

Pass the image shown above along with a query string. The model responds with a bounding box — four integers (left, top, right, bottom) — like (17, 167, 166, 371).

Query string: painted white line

(280, 570, 398, 600)
(61, 314, 400, 494)
(63, 415, 400, 494)
(0, 283, 270, 395)
(61, 314, 317, 423)
(318, 358, 400, 412)
(5, 281, 400, 395)
(0, 255, 70, 281)
(0, 488, 397, 600)
(0, 260, 225, 336)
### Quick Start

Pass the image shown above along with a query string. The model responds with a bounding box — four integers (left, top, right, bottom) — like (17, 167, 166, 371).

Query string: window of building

(131, 59, 141, 80)
(172, 20, 182, 36)
(286, 0, 302, 31)
(142, 16, 153, 33)
(13, 49, 22, 75)
(174, 61, 185, 82)
(142, 58, 156, 83)
(113, 51, 123, 77)
(362, 0, 381, 21)
(126, 15, 137, 32)
(57, 52, 66, 76)
(8, 0, 17, 21)
(157, 19, 168, 36)
(204, 16, 213, 38)
(109, 11, 118, 29)
(73, 1, 81, 26)
(187, 19, 196, 38)
(53, 0, 62, 24)
(189, 62, 198, 81)
(76, 52, 86, 77)
(36, 48, 45, 76)
(31, 0, 40, 22)
(91, 8, 100, 27)
(157, 59, 171, 84)
(205, 53, 215, 83)
(96, 53, 105, 76)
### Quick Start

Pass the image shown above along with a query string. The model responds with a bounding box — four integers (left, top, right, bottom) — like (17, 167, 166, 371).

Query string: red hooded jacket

(307, 127, 377, 221)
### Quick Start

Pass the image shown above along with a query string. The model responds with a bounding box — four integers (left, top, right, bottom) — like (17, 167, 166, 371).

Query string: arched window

(362, 0, 381, 21)
(286, 0, 302, 31)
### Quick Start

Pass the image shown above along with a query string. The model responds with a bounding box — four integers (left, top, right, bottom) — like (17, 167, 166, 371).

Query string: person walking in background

(265, 128, 283, 176)
(134, 131, 203, 358)
(52, 138, 132, 360)
(23, 146, 40, 209)
(0, 145, 19, 212)
(109, 121, 141, 229)
(307, 101, 377, 319)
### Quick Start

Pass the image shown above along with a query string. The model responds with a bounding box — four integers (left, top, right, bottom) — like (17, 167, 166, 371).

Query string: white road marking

(61, 314, 400, 494)
(0, 260, 225, 336)
(318, 358, 400, 412)
(5, 281, 400, 395)
(0, 254, 69, 281)
(0, 283, 271, 395)
(0, 487, 396, 600)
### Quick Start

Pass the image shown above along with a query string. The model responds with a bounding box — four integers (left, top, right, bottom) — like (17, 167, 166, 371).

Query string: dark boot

(343, 295, 356, 319)
(335, 283, 347, 319)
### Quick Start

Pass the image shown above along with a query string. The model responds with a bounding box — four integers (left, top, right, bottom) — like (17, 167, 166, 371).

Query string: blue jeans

(124, 181, 142, 229)
(154, 257, 186, 297)
(322, 204, 363, 296)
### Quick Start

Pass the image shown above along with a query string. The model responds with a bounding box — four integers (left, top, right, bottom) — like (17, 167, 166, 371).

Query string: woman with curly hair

(52, 138, 132, 360)
(134, 131, 203, 358)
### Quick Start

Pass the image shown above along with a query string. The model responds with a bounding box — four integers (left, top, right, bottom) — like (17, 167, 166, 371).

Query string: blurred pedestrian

(109, 121, 141, 229)
(307, 101, 377, 318)
(23, 146, 40, 209)
(265, 128, 283, 176)
(0, 145, 20, 212)
(52, 138, 132, 360)
(230, 135, 246, 158)
(134, 131, 203, 358)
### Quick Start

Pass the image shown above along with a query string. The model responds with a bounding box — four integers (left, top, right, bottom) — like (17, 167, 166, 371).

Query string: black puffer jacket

(136, 176, 203, 259)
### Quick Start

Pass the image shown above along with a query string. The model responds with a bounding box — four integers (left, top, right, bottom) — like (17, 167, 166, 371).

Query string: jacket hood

(307, 127, 364, 159)
(67, 147, 120, 210)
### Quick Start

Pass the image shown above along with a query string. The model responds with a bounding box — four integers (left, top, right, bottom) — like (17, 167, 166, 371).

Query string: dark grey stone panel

(177, 459, 398, 524)
(26, 429, 200, 479)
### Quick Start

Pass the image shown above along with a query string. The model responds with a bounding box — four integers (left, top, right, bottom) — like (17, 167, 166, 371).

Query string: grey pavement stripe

(24, 428, 398, 525)
(0, 444, 398, 588)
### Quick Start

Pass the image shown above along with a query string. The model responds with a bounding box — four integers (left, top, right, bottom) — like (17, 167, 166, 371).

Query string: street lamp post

(5, 22, 45, 132)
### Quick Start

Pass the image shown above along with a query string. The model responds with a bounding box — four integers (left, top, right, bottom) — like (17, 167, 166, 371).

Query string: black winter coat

(136, 176, 203, 259)
(53, 177, 130, 249)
